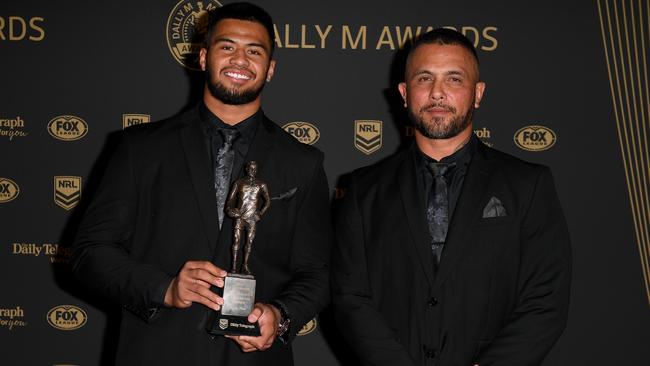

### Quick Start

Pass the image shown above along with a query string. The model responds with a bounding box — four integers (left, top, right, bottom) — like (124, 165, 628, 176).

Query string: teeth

(225, 72, 251, 80)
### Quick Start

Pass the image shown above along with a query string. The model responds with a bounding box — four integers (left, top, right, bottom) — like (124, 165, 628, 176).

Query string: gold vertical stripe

(638, 0, 650, 304)
(636, 0, 650, 153)
(630, 0, 650, 304)
(623, 0, 650, 302)
(598, 0, 650, 305)
(618, 1, 650, 303)
(600, 0, 645, 303)
(633, 0, 650, 305)
(630, 0, 650, 300)
(617, 0, 649, 303)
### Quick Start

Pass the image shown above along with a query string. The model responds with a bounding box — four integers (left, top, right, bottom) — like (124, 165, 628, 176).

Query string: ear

(265, 59, 276, 82)
(199, 48, 207, 71)
(398, 82, 408, 106)
(474, 81, 486, 108)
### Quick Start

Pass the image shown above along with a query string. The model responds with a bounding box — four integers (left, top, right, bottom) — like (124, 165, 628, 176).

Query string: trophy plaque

(206, 161, 270, 337)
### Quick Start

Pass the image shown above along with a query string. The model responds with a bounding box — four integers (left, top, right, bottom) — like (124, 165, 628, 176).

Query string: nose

(430, 79, 445, 101)
(230, 48, 250, 67)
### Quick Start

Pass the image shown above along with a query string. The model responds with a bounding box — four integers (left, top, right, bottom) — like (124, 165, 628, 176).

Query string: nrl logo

(166, 0, 222, 70)
(354, 120, 382, 154)
(219, 318, 229, 330)
(122, 114, 151, 129)
(54, 176, 81, 210)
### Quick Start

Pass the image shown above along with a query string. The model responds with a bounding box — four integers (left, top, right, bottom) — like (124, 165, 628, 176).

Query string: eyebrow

(412, 69, 466, 77)
(445, 70, 464, 75)
(213, 37, 269, 52)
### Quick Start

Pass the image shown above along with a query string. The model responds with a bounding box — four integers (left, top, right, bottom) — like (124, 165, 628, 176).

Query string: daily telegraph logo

(297, 318, 317, 336)
(47, 115, 88, 141)
(514, 125, 556, 151)
(46, 305, 87, 330)
(0, 116, 28, 140)
(354, 120, 382, 154)
(54, 176, 81, 210)
(166, 0, 222, 70)
(0, 306, 27, 330)
(0, 177, 20, 203)
(282, 122, 320, 145)
(474, 127, 493, 147)
(123, 114, 151, 129)
(12, 242, 72, 264)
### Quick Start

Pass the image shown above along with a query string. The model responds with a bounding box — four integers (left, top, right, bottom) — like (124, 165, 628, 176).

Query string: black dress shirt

(415, 133, 478, 233)
(199, 101, 261, 193)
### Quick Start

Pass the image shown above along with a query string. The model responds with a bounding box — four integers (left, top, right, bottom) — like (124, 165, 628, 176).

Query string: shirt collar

(199, 101, 261, 144)
(416, 133, 478, 174)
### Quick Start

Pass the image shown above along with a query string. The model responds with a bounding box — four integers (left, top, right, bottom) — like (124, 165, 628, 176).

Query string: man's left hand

(227, 302, 279, 352)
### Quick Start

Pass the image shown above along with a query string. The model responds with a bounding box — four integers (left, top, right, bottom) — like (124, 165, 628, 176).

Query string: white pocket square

(483, 196, 507, 218)
(271, 187, 297, 201)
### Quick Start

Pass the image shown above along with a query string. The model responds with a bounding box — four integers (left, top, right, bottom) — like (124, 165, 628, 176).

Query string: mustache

(419, 103, 456, 114)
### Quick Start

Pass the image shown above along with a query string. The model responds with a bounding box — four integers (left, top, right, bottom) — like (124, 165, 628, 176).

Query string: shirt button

(427, 297, 438, 307)
(424, 348, 437, 358)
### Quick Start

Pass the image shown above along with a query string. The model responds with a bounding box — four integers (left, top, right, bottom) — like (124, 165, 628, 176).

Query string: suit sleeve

(71, 133, 172, 322)
(331, 174, 416, 366)
(272, 151, 333, 342)
(476, 167, 571, 365)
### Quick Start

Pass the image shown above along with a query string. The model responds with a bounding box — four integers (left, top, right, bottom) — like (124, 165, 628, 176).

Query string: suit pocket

(475, 215, 514, 227)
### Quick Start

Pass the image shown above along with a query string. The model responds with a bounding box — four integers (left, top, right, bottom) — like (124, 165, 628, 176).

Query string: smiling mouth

(224, 71, 253, 80)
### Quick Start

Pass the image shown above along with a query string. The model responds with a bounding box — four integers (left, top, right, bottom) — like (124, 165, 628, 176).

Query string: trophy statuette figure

(207, 161, 270, 336)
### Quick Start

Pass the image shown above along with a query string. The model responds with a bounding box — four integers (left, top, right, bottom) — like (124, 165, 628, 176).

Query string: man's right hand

(164, 261, 226, 311)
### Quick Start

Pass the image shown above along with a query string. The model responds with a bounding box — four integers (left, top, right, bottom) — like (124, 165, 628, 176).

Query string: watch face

(277, 318, 290, 336)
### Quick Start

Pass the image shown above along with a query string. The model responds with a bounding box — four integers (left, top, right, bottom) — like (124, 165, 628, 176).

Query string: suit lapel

(179, 110, 220, 250)
(435, 142, 493, 287)
(398, 146, 436, 287)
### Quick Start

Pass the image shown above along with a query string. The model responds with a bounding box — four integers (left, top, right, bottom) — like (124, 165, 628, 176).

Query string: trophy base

(206, 313, 261, 336)
(205, 273, 260, 337)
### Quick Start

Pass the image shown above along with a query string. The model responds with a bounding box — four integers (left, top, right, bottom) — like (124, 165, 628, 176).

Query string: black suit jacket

(72, 106, 332, 366)
(332, 140, 571, 366)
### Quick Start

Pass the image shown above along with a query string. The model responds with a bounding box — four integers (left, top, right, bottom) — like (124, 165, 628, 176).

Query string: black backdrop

(2, 0, 650, 365)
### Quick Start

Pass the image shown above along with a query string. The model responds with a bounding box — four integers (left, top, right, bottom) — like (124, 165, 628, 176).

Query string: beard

(408, 102, 474, 139)
(205, 66, 266, 105)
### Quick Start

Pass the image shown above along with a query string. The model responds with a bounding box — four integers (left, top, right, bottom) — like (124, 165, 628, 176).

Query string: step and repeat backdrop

(2, 0, 650, 365)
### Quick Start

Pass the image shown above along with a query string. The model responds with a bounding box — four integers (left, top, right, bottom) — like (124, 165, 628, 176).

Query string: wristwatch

(269, 300, 291, 341)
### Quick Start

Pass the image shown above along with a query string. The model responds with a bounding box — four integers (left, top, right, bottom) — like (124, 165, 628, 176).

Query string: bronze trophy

(207, 161, 270, 337)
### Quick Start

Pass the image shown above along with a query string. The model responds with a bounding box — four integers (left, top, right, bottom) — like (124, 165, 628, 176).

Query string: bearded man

(332, 28, 571, 366)
(72, 3, 332, 365)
